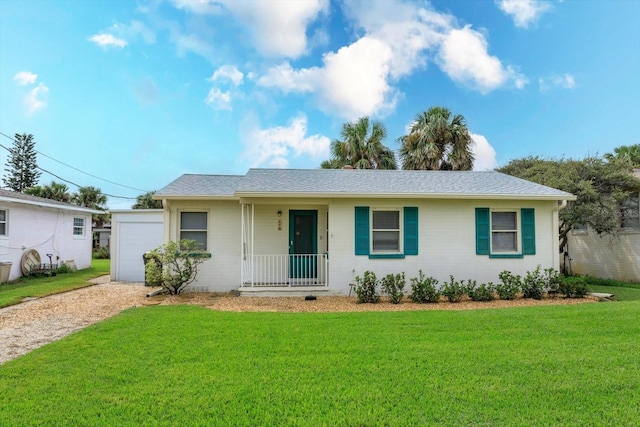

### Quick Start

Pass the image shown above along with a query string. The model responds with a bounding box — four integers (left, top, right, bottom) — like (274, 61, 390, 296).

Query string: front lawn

(0, 259, 110, 308)
(1, 302, 638, 426)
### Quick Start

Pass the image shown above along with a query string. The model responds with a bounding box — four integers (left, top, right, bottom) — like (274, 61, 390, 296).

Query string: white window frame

(0, 209, 7, 236)
(490, 210, 520, 254)
(370, 208, 402, 254)
(179, 211, 208, 250)
(620, 192, 639, 231)
(73, 217, 85, 238)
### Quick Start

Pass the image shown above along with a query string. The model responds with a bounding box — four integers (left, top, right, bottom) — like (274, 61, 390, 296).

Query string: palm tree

(24, 181, 72, 202)
(73, 186, 108, 227)
(321, 117, 397, 170)
(399, 106, 474, 171)
(132, 191, 162, 209)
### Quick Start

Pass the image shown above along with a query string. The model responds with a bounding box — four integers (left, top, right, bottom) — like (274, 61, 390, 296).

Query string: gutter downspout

(552, 200, 568, 273)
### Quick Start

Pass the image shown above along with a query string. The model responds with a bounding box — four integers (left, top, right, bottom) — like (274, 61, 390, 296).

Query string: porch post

(251, 203, 255, 287)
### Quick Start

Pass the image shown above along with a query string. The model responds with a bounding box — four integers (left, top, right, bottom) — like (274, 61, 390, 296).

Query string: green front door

(289, 210, 317, 279)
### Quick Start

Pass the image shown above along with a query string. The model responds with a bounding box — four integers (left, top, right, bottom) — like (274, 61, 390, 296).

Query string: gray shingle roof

(155, 174, 244, 197)
(156, 169, 575, 200)
(0, 188, 103, 213)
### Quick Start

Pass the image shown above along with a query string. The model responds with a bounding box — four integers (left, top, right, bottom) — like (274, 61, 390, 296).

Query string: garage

(110, 210, 163, 282)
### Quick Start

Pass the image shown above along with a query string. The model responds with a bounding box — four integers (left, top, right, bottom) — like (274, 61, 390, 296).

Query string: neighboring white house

(110, 210, 163, 282)
(567, 170, 640, 282)
(0, 189, 101, 282)
(153, 169, 575, 295)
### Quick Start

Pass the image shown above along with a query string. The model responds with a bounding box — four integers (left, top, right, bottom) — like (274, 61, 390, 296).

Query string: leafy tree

(132, 191, 162, 209)
(73, 186, 109, 227)
(3, 133, 41, 192)
(144, 240, 211, 295)
(605, 144, 640, 167)
(24, 181, 71, 202)
(320, 116, 397, 169)
(399, 106, 474, 170)
(497, 154, 640, 255)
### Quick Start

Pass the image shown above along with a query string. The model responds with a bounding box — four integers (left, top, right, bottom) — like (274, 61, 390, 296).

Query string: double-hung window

(73, 217, 85, 237)
(180, 212, 207, 250)
(355, 206, 418, 258)
(620, 193, 639, 230)
(0, 210, 7, 236)
(491, 211, 518, 253)
(372, 210, 400, 252)
(476, 208, 535, 258)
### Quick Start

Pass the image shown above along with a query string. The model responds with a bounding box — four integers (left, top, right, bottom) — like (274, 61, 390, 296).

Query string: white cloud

(24, 83, 49, 114)
(241, 114, 330, 167)
(205, 88, 232, 110)
(437, 26, 528, 93)
(539, 73, 576, 92)
(470, 133, 498, 171)
(496, 0, 552, 28)
(257, 0, 526, 119)
(172, 0, 328, 59)
(13, 71, 38, 86)
(88, 33, 128, 48)
(209, 65, 244, 86)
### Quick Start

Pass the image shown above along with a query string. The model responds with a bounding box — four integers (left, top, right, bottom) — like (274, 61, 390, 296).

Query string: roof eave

(233, 191, 576, 201)
(0, 196, 104, 214)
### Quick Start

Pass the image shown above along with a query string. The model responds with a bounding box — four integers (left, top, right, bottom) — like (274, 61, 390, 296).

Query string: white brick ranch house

(154, 169, 576, 295)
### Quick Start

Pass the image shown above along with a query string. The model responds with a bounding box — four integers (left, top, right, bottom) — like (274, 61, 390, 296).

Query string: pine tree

(3, 133, 41, 192)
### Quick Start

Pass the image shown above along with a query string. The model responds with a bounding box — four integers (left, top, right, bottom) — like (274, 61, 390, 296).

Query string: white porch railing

(242, 254, 329, 287)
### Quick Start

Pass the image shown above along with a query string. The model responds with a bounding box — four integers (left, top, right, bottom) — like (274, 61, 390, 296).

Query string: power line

(0, 139, 138, 200)
(0, 131, 152, 193)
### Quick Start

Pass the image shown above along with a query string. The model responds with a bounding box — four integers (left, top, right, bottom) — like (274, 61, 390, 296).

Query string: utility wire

(0, 139, 138, 200)
(0, 131, 152, 193)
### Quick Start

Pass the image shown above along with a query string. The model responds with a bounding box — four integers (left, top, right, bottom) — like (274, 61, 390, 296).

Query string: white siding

(568, 230, 640, 282)
(0, 202, 94, 281)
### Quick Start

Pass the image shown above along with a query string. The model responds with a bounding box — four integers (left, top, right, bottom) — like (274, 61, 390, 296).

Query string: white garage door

(117, 222, 163, 282)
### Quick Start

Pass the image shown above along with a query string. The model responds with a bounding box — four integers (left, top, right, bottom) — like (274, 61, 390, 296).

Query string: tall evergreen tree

(3, 133, 41, 192)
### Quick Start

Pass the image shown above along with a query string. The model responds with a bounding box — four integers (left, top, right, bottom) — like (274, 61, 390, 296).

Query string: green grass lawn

(0, 259, 110, 308)
(1, 301, 639, 426)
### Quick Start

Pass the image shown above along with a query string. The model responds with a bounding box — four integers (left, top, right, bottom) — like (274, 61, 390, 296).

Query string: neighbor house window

(180, 212, 207, 250)
(476, 208, 535, 258)
(73, 217, 85, 236)
(620, 193, 639, 230)
(491, 211, 518, 253)
(355, 207, 418, 258)
(372, 210, 400, 252)
(0, 210, 7, 236)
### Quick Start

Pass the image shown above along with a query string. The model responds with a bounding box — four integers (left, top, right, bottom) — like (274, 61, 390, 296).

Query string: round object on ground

(21, 249, 41, 276)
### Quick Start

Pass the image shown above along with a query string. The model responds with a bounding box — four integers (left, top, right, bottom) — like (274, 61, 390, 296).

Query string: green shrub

(92, 247, 110, 259)
(380, 272, 406, 304)
(354, 271, 380, 304)
(409, 270, 440, 303)
(543, 268, 562, 297)
(441, 275, 465, 303)
(144, 240, 211, 295)
(496, 271, 521, 300)
(522, 266, 545, 300)
(468, 281, 495, 302)
(55, 264, 72, 274)
(559, 277, 589, 298)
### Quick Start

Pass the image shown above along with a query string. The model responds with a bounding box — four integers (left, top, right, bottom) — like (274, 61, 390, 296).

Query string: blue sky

(1, 0, 639, 209)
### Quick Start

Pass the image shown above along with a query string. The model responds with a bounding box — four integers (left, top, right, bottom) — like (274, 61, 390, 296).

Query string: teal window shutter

(521, 208, 536, 255)
(475, 208, 490, 255)
(404, 207, 418, 255)
(354, 206, 370, 255)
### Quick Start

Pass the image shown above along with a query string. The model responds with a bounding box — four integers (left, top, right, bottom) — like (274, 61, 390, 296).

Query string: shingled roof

(0, 188, 103, 213)
(156, 169, 575, 201)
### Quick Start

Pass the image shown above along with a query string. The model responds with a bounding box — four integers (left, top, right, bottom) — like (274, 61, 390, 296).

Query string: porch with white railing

(241, 253, 329, 287)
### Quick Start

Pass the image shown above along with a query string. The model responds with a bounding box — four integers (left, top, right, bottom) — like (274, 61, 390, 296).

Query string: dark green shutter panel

(475, 208, 490, 255)
(521, 208, 536, 255)
(404, 207, 419, 255)
(354, 206, 370, 255)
